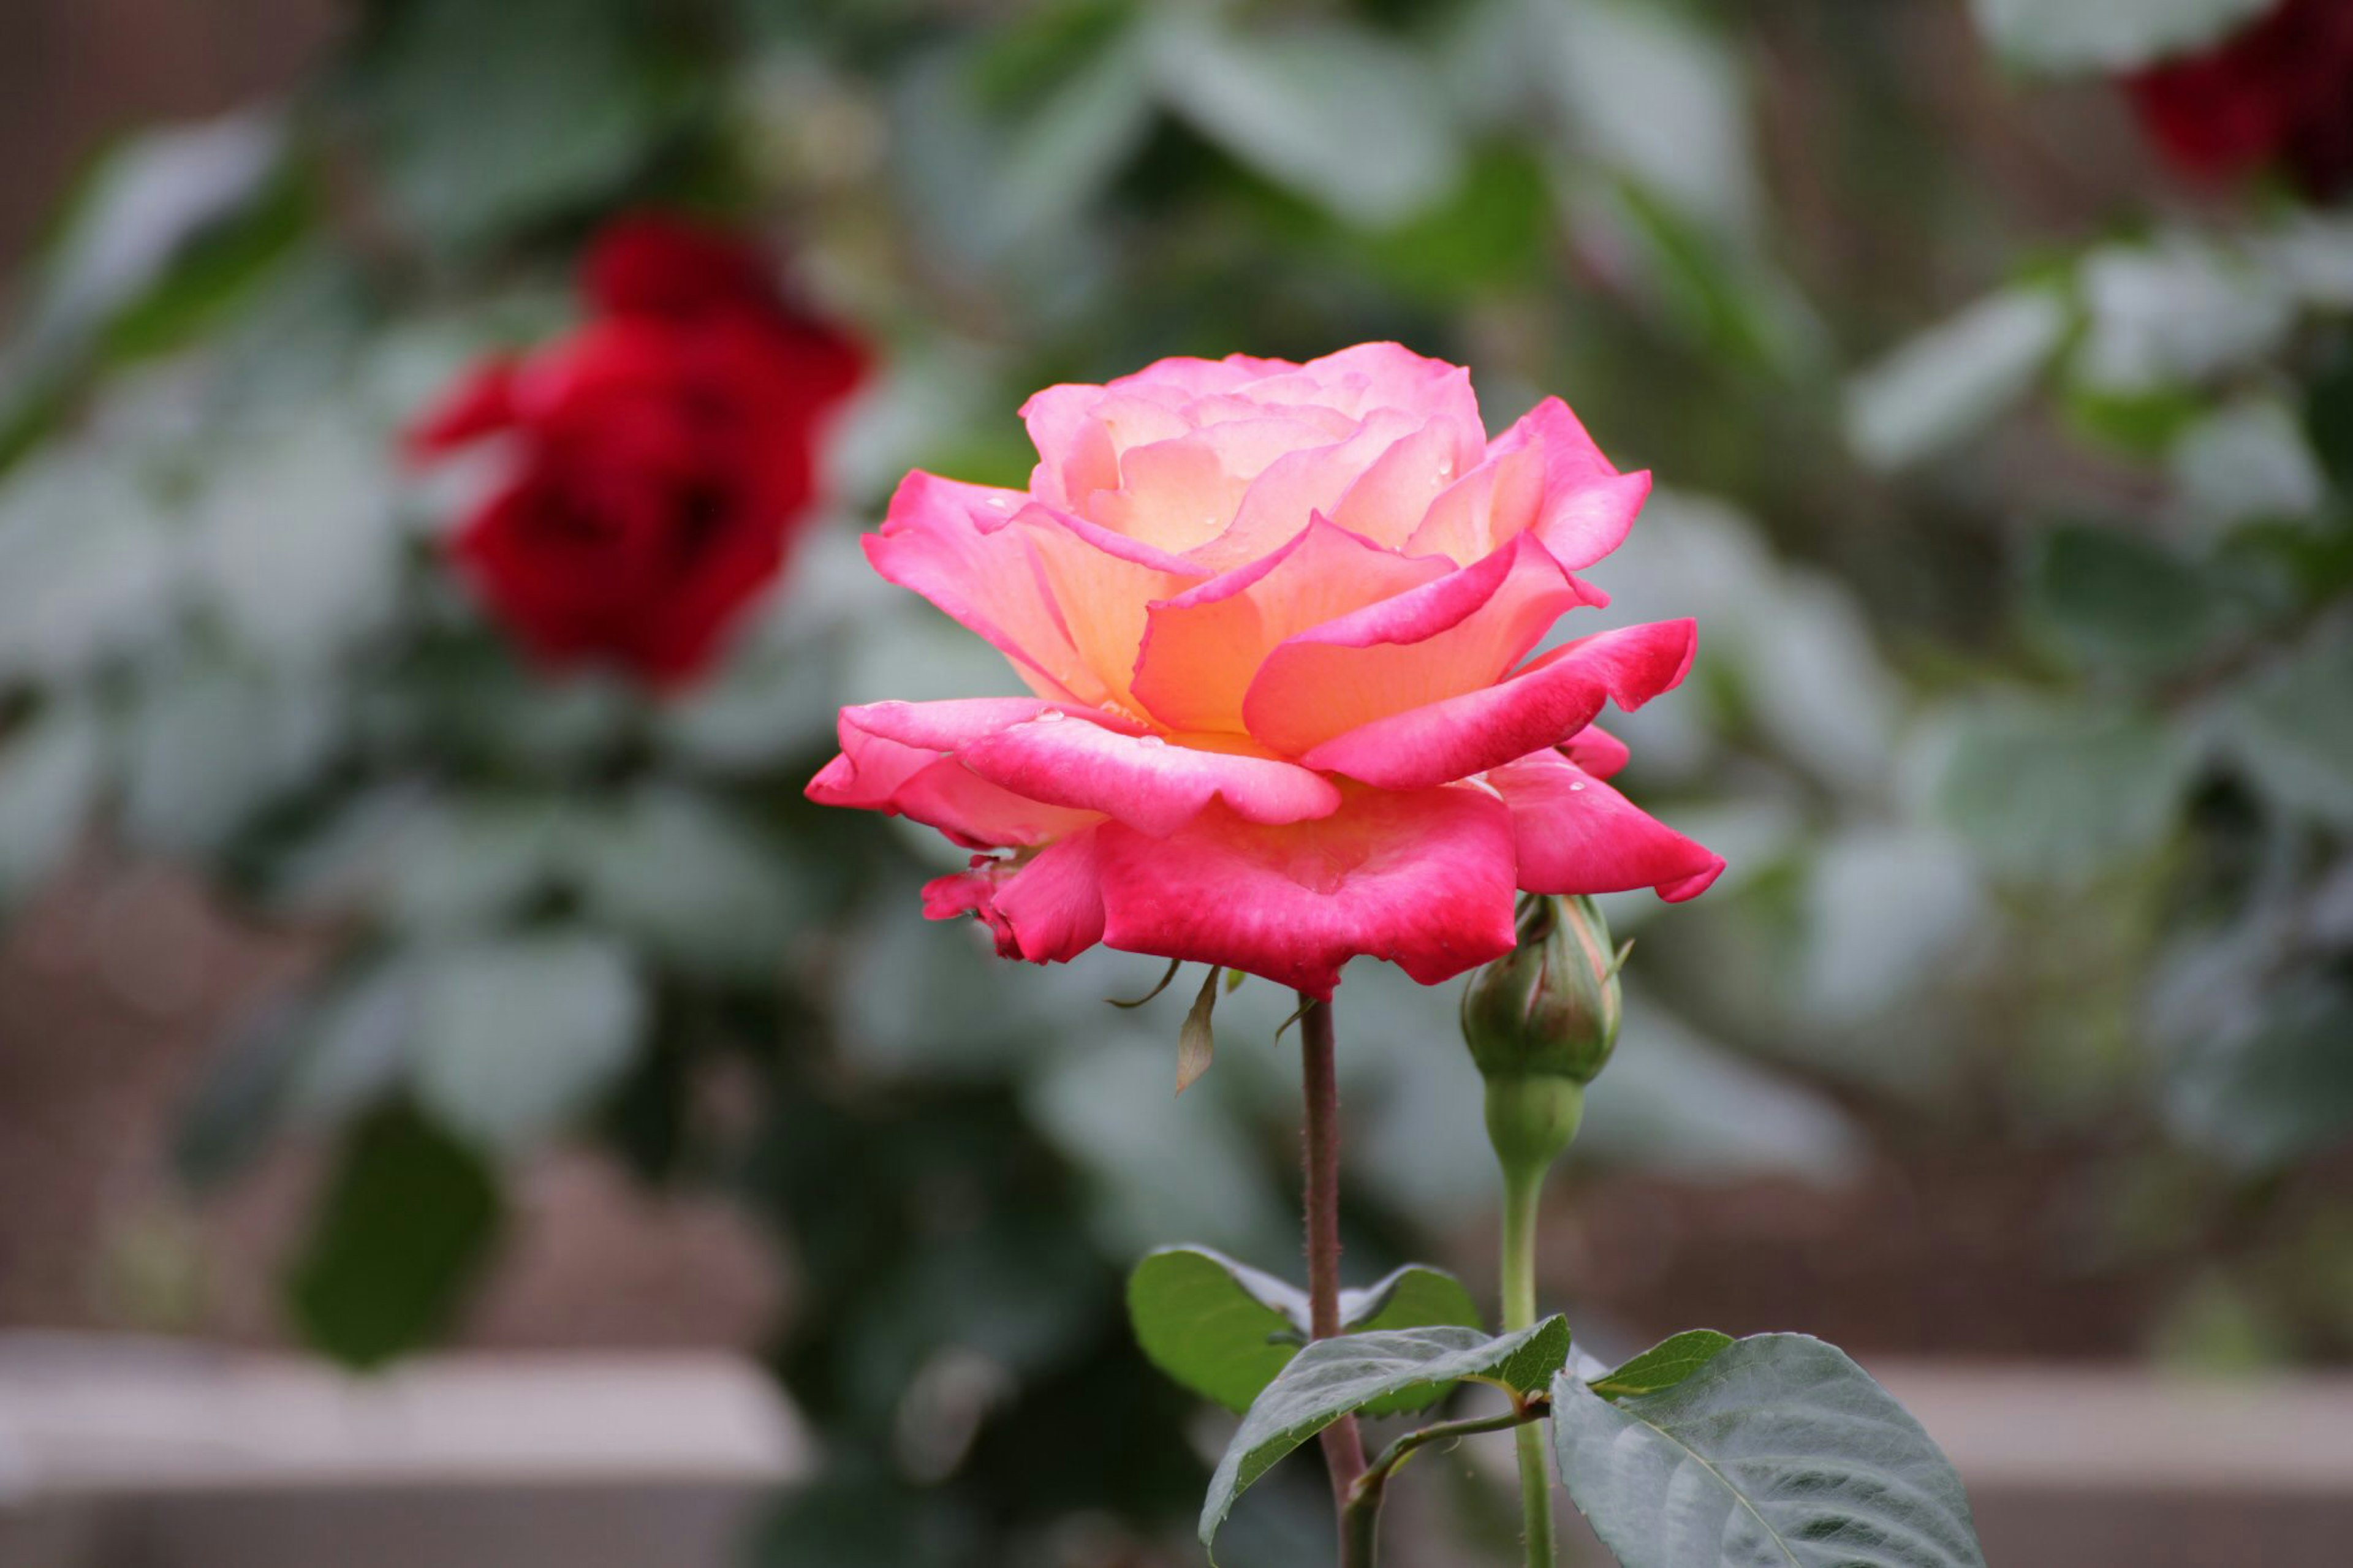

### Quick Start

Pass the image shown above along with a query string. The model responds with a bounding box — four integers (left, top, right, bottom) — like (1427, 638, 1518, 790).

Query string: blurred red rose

(2126, 0, 2353, 200)
(410, 215, 866, 687)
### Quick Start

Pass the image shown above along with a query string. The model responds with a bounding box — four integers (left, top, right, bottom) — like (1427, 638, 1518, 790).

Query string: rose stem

(1298, 994, 1368, 1531)
(1498, 1153, 1556, 1566)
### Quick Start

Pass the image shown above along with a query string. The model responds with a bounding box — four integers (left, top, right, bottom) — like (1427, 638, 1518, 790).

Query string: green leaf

(1533, 0, 1759, 235)
(1844, 287, 2069, 471)
(2028, 525, 2218, 676)
(2221, 621, 2353, 827)
(412, 934, 646, 1152)
(1200, 1317, 1572, 1555)
(1176, 964, 1220, 1095)
(2305, 347, 2353, 496)
(0, 705, 102, 910)
(287, 1103, 502, 1369)
(1128, 1250, 1487, 1417)
(1585, 1328, 1733, 1400)
(1970, 0, 2273, 72)
(2171, 398, 2327, 536)
(0, 449, 178, 681)
(119, 665, 345, 858)
(172, 950, 420, 1189)
(1552, 1333, 1985, 1568)
(191, 410, 398, 665)
(380, 795, 565, 933)
(6, 110, 287, 377)
(2167, 971, 2353, 1168)
(357, 0, 681, 251)
(976, 19, 1156, 258)
(1934, 700, 2196, 882)
(564, 786, 809, 979)
(1150, 16, 1462, 229)
(1341, 1264, 1485, 1338)
(1128, 1246, 1310, 1414)
(1353, 146, 1550, 303)
(2073, 237, 2291, 397)
(1577, 176, 1824, 379)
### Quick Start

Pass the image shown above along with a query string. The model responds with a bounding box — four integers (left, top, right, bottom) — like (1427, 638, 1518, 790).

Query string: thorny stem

(1298, 994, 1368, 1550)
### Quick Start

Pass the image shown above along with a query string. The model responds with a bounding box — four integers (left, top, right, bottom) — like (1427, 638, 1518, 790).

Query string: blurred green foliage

(3, 0, 2353, 1562)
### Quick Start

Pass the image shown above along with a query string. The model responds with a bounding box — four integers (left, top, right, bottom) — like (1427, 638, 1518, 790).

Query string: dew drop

(1568, 782, 1586, 792)
(1138, 734, 1167, 748)
(1036, 708, 1066, 722)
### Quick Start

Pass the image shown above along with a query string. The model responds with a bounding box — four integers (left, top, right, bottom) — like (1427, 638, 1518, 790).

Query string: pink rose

(809, 344, 1721, 998)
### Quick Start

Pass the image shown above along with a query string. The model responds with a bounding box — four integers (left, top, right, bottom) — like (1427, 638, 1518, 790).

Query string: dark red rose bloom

(2126, 0, 2353, 200)
(409, 214, 866, 687)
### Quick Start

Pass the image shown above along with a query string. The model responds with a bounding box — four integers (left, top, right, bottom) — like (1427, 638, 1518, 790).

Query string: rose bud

(1460, 893, 1625, 1171)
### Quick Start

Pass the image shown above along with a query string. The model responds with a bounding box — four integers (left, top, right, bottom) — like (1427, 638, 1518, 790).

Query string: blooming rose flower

(410, 214, 866, 686)
(2126, 0, 2353, 201)
(809, 344, 1722, 998)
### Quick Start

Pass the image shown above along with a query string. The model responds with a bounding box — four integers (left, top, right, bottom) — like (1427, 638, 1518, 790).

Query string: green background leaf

(413, 933, 647, 1151)
(1935, 701, 2196, 881)
(2028, 525, 2218, 675)
(287, 1103, 502, 1369)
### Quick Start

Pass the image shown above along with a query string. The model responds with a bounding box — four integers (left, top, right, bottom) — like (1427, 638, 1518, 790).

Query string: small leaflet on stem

(1110, 956, 1185, 1009)
(1176, 966, 1221, 1095)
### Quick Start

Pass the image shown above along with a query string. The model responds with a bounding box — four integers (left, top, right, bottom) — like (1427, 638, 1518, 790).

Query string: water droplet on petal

(1568, 782, 1586, 792)
(1036, 708, 1065, 722)
(1138, 734, 1167, 748)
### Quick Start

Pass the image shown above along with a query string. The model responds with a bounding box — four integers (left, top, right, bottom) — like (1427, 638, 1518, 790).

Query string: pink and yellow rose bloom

(809, 344, 1721, 998)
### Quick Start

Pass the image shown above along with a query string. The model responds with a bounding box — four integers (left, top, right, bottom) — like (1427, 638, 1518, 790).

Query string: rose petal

(1251, 343, 1485, 468)
(840, 695, 1146, 752)
(1243, 532, 1597, 759)
(1132, 516, 1452, 735)
(1020, 384, 1139, 509)
(1109, 354, 1290, 402)
(867, 474, 1101, 705)
(407, 360, 520, 456)
(1490, 748, 1723, 901)
(1325, 419, 1473, 551)
(1094, 785, 1520, 999)
(868, 476, 1205, 709)
(923, 861, 1019, 958)
(959, 713, 1343, 837)
(582, 214, 776, 320)
(1563, 724, 1631, 779)
(1184, 411, 1433, 571)
(993, 830, 1109, 962)
(922, 831, 1108, 964)
(1299, 619, 1697, 790)
(1406, 398, 1649, 569)
(1013, 501, 1209, 708)
(807, 698, 1118, 847)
